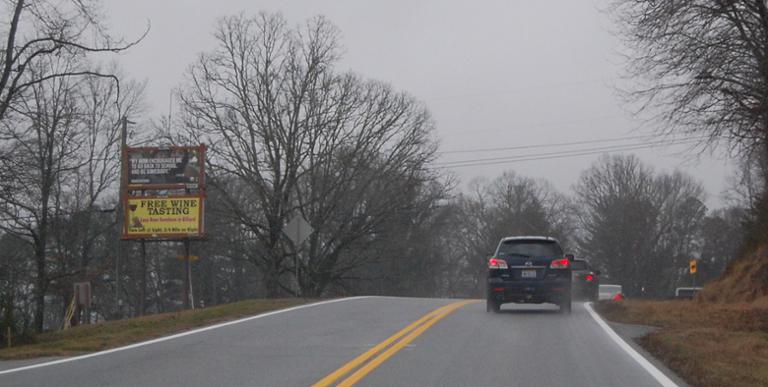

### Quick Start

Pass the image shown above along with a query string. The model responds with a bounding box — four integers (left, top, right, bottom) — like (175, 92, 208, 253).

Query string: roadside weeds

(596, 300, 768, 387)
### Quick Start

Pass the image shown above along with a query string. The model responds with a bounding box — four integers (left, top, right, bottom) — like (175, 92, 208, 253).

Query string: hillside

(699, 246, 768, 304)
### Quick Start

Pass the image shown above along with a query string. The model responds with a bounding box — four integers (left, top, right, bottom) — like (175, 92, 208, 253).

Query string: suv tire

(486, 298, 501, 313)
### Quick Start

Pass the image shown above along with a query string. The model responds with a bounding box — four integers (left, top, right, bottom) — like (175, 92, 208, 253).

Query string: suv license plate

(521, 269, 537, 278)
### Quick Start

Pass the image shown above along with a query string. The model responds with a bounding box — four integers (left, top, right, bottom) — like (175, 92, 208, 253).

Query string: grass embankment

(699, 248, 768, 303)
(0, 298, 313, 360)
(596, 299, 768, 387)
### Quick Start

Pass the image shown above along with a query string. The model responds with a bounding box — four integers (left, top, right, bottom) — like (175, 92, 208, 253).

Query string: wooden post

(6, 327, 10, 348)
(139, 239, 147, 316)
(183, 239, 193, 310)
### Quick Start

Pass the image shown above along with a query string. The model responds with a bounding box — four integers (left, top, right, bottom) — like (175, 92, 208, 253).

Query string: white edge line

(584, 302, 679, 387)
(0, 296, 372, 376)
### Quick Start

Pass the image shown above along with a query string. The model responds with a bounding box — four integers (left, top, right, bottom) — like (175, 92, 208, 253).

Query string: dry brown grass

(598, 299, 768, 331)
(640, 328, 768, 387)
(596, 300, 768, 387)
(700, 247, 768, 304)
(0, 298, 313, 360)
(598, 243, 768, 386)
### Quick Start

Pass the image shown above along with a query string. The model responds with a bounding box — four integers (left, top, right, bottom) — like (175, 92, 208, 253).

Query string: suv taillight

(549, 258, 570, 269)
(585, 274, 595, 282)
(488, 257, 508, 269)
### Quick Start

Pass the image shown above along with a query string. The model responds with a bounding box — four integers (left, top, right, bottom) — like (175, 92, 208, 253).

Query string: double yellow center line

(313, 300, 477, 387)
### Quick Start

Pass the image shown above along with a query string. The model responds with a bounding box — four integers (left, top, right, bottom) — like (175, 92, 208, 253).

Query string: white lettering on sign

(129, 157, 185, 175)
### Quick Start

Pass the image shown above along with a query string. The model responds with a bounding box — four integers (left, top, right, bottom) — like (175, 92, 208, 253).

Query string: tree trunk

(305, 282, 325, 298)
(139, 240, 146, 316)
(33, 247, 46, 332)
(263, 260, 281, 298)
(263, 220, 284, 298)
(2, 287, 15, 344)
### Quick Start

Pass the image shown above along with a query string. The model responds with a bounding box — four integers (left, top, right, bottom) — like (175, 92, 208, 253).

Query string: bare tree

(179, 12, 440, 297)
(0, 50, 144, 331)
(448, 181, 499, 297)
(0, 233, 32, 342)
(610, 1, 768, 286)
(445, 173, 576, 297)
(0, 54, 84, 331)
(293, 77, 440, 296)
(724, 150, 768, 251)
(726, 151, 766, 210)
(575, 155, 706, 297)
(49, 64, 144, 268)
(699, 207, 745, 282)
(612, 0, 768, 158)
(0, 0, 146, 124)
(179, 13, 340, 296)
(487, 172, 577, 247)
(49, 64, 144, 320)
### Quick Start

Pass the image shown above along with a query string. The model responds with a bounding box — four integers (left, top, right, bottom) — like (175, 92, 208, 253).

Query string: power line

(435, 138, 701, 169)
(437, 114, 626, 138)
(437, 139, 699, 169)
(424, 78, 608, 101)
(437, 134, 705, 165)
(436, 137, 700, 167)
(438, 134, 662, 155)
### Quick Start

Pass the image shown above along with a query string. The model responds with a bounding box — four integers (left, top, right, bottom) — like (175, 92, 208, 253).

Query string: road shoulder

(0, 357, 65, 372)
(606, 320, 691, 387)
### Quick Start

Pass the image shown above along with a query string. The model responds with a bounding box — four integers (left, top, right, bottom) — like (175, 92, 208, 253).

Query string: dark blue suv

(486, 236, 572, 313)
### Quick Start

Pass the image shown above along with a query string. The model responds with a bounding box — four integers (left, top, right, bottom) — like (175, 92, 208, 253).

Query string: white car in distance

(598, 284, 623, 301)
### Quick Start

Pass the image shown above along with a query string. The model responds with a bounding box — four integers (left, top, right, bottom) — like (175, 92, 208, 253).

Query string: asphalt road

(0, 297, 681, 387)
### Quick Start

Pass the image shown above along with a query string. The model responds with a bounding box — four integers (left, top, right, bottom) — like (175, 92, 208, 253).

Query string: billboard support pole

(121, 143, 205, 311)
(139, 239, 147, 316)
(184, 239, 193, 310)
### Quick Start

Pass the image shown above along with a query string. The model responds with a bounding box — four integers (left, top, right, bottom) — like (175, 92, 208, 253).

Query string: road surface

(0, 297, 683, 386)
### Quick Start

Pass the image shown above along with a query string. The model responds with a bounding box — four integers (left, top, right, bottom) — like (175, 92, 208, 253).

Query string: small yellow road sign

(178, 255, 199, 262)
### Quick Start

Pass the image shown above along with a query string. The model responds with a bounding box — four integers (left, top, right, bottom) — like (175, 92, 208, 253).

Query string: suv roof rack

(500, 236, 559, 243)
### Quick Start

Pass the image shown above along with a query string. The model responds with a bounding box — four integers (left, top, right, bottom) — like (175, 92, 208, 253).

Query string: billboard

(123, 197, 204, 239)
(126, 146, 205, 189)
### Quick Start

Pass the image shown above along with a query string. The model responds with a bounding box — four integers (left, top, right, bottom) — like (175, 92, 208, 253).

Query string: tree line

(0, 3, 758, 343)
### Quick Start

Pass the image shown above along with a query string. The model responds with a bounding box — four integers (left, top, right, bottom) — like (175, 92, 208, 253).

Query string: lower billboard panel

(123, 196, 203, 239)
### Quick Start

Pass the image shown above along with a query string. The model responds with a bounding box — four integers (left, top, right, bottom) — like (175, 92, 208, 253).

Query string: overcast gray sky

(106, 0, 733, 208)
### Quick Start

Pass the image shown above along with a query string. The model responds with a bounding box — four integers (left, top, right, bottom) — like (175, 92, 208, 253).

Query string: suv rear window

(497, 240, 563, 258)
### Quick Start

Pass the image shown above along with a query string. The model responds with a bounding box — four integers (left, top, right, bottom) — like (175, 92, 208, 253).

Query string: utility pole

(116, 116, 133, 317)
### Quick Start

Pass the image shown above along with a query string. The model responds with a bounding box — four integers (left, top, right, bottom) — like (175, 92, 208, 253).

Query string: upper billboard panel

(126, 146, 205, 189)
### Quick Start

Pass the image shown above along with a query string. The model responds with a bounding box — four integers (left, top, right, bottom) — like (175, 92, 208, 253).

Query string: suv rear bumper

(488, 279, 571, 304)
